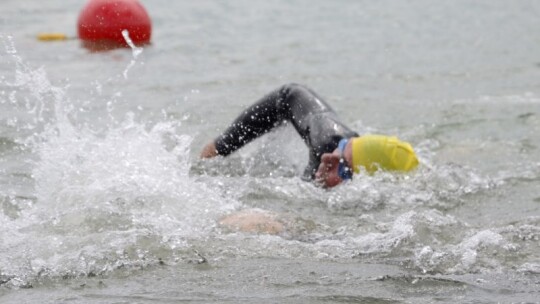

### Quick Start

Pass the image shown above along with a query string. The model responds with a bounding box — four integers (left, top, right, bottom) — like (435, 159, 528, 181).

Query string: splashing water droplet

(2, 35, 17, 54)
(122, 30, 143, 58)
(122, 30, 143, 79)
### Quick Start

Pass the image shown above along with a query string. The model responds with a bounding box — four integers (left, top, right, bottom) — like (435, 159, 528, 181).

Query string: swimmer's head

(315, 135, 419, 188)
(350, 135, 419, 174)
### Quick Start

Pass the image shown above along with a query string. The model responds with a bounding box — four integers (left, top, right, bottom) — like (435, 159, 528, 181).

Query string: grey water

(1, 0, 539, 303)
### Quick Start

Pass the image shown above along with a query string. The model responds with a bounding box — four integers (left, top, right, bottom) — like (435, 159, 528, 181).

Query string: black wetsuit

(214, 83, 358, 179)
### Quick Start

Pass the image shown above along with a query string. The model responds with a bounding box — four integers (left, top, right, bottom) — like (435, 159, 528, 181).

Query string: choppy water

(1, 0, 540, 303)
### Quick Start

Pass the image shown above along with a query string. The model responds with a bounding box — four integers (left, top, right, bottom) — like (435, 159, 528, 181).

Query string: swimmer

(202, 84, 420, 235)
(201, 83, 419, 188)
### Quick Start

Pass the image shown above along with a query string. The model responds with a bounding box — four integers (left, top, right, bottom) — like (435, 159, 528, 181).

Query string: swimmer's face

(315, 153, 343, 188)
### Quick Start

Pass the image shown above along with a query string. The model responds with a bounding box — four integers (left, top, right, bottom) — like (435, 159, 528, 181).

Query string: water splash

(414, 229, 512, 275)
(122, 30, 143, 79)
(0, 38, 237, 288)
(3, 35, 17, 55)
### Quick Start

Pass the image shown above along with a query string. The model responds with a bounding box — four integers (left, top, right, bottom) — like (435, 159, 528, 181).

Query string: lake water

(1, 0, 539, 303)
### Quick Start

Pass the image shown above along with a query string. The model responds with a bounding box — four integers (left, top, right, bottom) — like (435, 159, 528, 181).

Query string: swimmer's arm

(200, 88, 288, 158)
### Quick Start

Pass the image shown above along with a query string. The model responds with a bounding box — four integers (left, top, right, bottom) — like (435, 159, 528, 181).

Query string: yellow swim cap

(351, 135, 419, 174)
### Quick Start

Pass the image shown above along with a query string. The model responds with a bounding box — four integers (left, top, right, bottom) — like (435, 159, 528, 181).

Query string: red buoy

(77, 0, 151, 49)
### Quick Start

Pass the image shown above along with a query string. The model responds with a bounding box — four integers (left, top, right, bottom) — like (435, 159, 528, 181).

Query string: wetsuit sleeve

(213, 83, 358, 179)
(214, 88, 288, 156)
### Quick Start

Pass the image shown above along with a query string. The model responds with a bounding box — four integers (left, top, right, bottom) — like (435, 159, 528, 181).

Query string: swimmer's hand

(200, 141, 218, 158)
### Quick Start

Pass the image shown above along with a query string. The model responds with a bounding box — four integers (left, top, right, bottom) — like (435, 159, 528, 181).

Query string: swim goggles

(337, 138, 353, 180)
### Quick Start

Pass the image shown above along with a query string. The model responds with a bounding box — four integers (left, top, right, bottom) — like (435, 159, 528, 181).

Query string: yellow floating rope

(37, 33, 69, 41)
